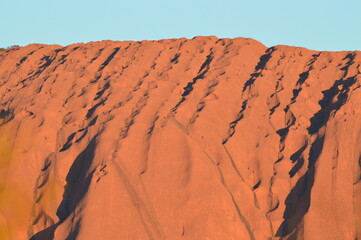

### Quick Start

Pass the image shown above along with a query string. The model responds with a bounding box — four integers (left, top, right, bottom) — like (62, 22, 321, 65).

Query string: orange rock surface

(0, 37, 360, 240)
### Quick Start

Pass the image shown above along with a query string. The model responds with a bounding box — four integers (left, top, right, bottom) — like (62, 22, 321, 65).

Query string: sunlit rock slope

(0, 36, 360, 240)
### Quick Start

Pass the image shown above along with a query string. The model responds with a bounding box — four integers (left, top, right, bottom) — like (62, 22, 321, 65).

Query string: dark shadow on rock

(170, 52, 214, 114)
(289, 157, 305, 178)
(255, 47, 275, 71)
(30, 136, 98, 240)
(308, 75, 356, 135)
(222, 100, 248, 144)
(170, 53, 180, 63)
(57, 136, 97, 221)
(98, 47, 120, 72)
(86, 98, 107, 119)
(276, 135, 324, 237)
(276, 53, 357, 238)
(0, 109, 11, 119)
(243, 47, 275, 92)
(290, 143, 308, 162)
(308, 52, 356, 135)
(19, 48, 65, 85)
(276, 53, 358, 237)
(94, 82, 110, 101)
(29, 223, 59, 240)
(181, 52, 213, 98)
(291, 53, 320, 103)
(0, 109, 14, 126)
(59, 132, 77, 152)
(65, 221, 80, 240)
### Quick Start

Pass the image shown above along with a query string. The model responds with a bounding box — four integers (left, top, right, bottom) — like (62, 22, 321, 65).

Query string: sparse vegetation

(0, 45, 20, 51)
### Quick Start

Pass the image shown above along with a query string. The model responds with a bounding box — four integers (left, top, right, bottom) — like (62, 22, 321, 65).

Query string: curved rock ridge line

(0, 36, 360, 240)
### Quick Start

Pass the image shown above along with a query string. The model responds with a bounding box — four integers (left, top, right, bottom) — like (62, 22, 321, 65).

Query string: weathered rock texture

(0, 36, 360, 240)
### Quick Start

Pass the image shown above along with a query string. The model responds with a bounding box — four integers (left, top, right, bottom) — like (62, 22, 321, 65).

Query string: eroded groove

(110, 41, 187, 176)
(31, 136, 99, 240)
(19, 47, 65, 84)
(119, 92, 150, 139)
(16, 47, 43, 68)
(291, 53, 321, 102)
(308, 52, 356, 135)
(217, 168, 255, 240)
(187, 43, 236, 128)
(170, 49, 214, 115)
(182, 52, 213, 97)
(222, 47, 275, 145)
(265, 53, 322, 235)
(276, 51, 357, 238)
(171, 117, 255, 240)
(115, 46, 181, 142)
(81, 47, 128, 127)
(111, 159, 164, 240)
(243, 47, 275, 92)
(139, 115, 160, 175)
(222, 100, 247, 144)
(98, 47, 121, 72)
(89, 48, 105, 63)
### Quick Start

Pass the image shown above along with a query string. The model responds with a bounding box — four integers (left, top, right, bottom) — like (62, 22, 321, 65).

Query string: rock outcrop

(0, 36, 360, 240)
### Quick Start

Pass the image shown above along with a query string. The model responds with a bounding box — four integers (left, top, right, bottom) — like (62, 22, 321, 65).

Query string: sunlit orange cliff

(0, 36, 360, 240)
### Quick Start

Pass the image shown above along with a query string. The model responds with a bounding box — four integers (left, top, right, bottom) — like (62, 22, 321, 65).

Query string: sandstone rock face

(0, 37, 360, 240)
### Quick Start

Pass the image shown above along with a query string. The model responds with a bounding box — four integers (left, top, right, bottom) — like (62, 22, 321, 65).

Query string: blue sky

(1, 0, 360, 51)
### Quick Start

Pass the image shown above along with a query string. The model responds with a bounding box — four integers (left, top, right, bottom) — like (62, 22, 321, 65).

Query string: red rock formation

(0, 36, 360, 240)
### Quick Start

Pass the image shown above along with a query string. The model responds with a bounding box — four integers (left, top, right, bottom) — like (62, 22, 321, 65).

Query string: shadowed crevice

(243, 47, 275, 92)
(29, 223, 59, 240)
(0, 109, 14, 126)
(94, 82, 110, 101)
(289, 157, 305, 178)
(57, 136, 97, 221)
(59, 133, 77, 152)
(276, 135, 324, 237)
(308, 52, 356, 133)
(16, 47, 43, 68)
(222, 100, 247, 144)
(308, 75, 356, 135)
(170, 51, 214, 114)
(19, 47, 65, 85)
(65, 221, 80, 240)
(170, 53, 180, 63)
(276, 52, 357, 238)
(30, 136, 98, 240)
(222, 47, 275, 144)
(288, 142, 308, 178)
(86, 98, 107, 119)
(98, 47, 121, 72)
(181, 52, 213, 98)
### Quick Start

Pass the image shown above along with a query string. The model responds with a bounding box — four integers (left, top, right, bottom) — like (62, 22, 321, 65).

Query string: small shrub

(8, 45, 20, 49)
